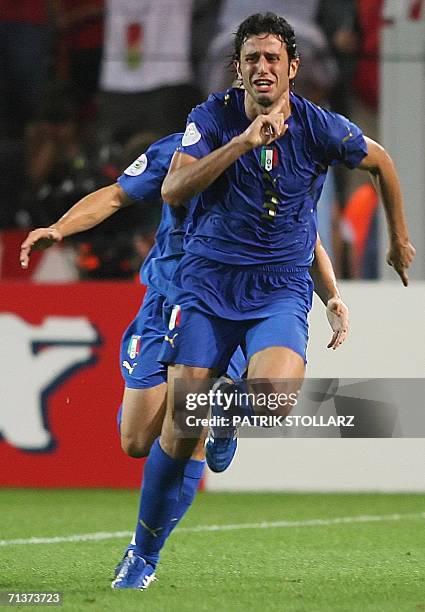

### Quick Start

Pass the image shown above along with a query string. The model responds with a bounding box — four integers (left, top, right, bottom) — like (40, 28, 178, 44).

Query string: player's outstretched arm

(162, 113, 287, 207)
(311, 236, 349, 350)
(20, 184, 132, 268)
(358, 137, 416, 286)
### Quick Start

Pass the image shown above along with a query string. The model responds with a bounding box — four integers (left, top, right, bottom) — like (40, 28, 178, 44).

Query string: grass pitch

(1, 490, 424, 611)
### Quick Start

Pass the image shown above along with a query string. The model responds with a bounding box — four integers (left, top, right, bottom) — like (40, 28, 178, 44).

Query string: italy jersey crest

(260, 146, 278, 171)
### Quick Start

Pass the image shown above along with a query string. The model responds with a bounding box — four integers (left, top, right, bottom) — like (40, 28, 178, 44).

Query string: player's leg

(113, 364, 211, 589)
(114, 426, 206, 588)
(115, 385, 206, 582)
(205, 345, 248, 472)
(158, 307, 246, 460)
(120, 385, 166, 458)
(247, 346, 304, 379)
(118, 288, 171, 457)
(113, 296, 207, 588)
(129, 361, 215, 572)
(247, 345, 305, 416)
(160, 363, 213, 459)
(206, 304, 310, 473)
(114, 308, 243, 588)
(244, 306, 308, 415)
(215, 308, 308, 417)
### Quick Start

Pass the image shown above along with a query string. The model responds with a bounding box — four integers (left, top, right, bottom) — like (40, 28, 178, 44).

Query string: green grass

(1, 490, 425, 611)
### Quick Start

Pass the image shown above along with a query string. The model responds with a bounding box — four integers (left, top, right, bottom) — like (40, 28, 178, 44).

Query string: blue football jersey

(117, 133, 195, 294)
(177, 88, 368, 266)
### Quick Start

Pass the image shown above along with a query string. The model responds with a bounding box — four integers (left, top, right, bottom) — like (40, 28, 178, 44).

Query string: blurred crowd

(0, 0, 386, 280)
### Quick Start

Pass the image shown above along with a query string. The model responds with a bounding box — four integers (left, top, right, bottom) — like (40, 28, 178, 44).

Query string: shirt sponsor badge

(124, 153, 148, 176)
(182, 123, 201, 146)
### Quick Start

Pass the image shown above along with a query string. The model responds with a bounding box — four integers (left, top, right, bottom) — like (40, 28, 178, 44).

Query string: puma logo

(122, 360, 137, 375)
(164, 332, 178, 348)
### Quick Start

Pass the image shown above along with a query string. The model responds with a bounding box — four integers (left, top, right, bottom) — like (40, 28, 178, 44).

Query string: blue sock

(134, 438, 188, 567)
(125, 456, 204, 558)
(167, 457, 205, 535)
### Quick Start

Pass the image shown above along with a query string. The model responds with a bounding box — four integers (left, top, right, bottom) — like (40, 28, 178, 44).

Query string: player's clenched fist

(239, 113, 288, 149)
(20, 227, 63, 269)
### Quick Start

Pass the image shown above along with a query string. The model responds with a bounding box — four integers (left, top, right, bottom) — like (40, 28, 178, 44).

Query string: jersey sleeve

(176, 101, 221, 159)
(117, 134, 180, 201)
(313, 108, 368, 169)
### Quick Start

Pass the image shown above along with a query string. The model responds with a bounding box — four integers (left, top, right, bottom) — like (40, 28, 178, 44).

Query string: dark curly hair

(233, 12, 299, 62)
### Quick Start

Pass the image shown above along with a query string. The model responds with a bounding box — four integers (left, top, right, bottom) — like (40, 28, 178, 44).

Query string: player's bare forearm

(162, 113, 287, 207)
(358, 137, 415, 285)
(311, 237, 348, 350)
(161, 139, 249, 207)
(51, 184, 131, 237)
(20, 184, 131, 268)
(359, 138, 408, 241)
(310, 237, 341, 306)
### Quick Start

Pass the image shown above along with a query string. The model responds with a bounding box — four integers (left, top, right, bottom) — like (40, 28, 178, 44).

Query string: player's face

(237, 34, 299, 108)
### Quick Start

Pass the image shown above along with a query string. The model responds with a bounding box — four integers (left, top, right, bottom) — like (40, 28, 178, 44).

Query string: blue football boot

(205, 376, 238, 473)
(113, 544, 136, 578)
(111, 551, 156, 590)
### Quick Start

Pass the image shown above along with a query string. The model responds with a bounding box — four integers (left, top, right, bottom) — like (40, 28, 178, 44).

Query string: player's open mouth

(253, 79, 274, 92)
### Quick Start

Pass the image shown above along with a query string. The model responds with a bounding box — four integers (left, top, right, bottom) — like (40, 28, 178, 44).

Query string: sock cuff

(154, 437, 176, 463)
(154, 438, 191, 468)
(184, 458, 206, 479)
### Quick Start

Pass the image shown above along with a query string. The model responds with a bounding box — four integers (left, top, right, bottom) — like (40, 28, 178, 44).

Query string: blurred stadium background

(1, 1, 424, 610)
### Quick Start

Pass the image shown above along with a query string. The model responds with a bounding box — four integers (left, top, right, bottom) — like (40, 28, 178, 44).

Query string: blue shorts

(166, 253, 313, 320)
(120, 288, 168, 389)
(159, 306, 309, 372)
(159, 256, 312, 371)
(120, 288, 248, 389)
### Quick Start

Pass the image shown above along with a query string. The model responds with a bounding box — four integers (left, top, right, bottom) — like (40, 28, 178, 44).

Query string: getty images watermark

(184, 387, 355, 429)
(172, 378, 425, 438)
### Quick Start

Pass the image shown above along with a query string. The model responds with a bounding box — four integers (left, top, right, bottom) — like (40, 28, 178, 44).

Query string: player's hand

(240, 113, 288, 149)
(20, 227, 63, 269)
(326, 297, 349, 350)
(386, 239, 416, 287)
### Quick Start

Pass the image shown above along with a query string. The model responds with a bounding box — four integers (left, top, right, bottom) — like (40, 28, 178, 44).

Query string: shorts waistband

(237, 264, 310, 275)
(184, 253, 310, 276)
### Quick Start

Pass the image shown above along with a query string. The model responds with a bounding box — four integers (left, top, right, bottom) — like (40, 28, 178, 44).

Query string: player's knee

(120, 432, 153, 458)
